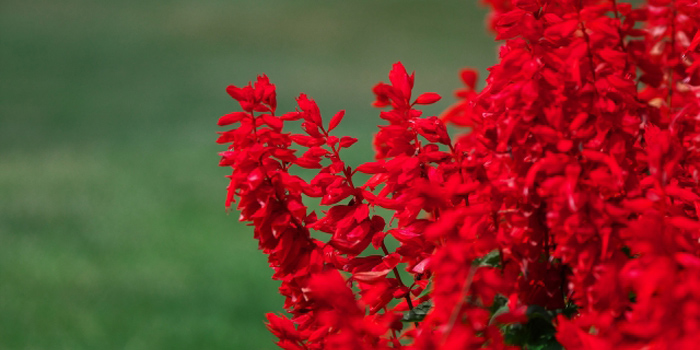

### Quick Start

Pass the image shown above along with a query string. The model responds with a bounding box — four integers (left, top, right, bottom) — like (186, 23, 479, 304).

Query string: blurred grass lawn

(0, 0, 494, 348)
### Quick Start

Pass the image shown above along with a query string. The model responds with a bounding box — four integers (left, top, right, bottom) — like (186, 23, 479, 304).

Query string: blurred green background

(0, 0, 495, 348)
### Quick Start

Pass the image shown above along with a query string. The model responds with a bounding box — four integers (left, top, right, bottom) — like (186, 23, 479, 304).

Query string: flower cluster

(217, 0, 700, 348)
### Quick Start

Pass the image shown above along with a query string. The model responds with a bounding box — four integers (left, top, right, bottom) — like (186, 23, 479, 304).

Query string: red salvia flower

(217, 1, 700, 348)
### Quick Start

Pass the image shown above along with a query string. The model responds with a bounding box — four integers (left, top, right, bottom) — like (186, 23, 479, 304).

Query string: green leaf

(526, 305, 554, 323)
(401, 300, 432, 323)
(489, 301, 511, 326)
(501, 303, 564, 350)
(474, 249, 501, 268)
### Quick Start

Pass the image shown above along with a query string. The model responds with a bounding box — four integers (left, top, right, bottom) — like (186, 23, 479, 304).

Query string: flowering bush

(217, 0, 700, 348)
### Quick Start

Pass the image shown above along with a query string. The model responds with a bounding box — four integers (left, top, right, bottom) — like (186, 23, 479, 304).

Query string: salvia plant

(216, 0, 700, 348)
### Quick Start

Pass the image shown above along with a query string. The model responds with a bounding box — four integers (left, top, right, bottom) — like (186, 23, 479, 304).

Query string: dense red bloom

(218, 1, 700, 348)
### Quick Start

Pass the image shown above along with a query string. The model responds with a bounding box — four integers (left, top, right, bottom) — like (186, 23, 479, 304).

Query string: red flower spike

(218, 2, 700, 348)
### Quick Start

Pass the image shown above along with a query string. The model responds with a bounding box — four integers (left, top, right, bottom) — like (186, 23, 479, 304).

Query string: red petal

(414, 92, 442, 105)
(328, 110, 346, 131)
(217, 111, 249, 126)
(261, 114, 283, 130)
(389, 62, 411, 99)
(668, 217, 700, 231)
(352, 269, 391, 283)
(226, 85, 244, 101)
(460, 69, 478, 90)
(355, 162, 386, 174)
(280, 112, 302, 121)
(339, 136, 358, 148)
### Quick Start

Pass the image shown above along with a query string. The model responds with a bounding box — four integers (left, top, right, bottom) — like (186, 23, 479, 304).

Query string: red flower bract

(217, 1, 700, 348)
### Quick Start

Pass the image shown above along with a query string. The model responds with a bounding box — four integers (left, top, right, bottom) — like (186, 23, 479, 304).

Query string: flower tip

(414, 92, 442, 105)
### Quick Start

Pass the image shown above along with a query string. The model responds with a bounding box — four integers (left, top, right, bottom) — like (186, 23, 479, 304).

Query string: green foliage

(503, 305, 561, 350)
(474, 249, 502, 268)
(501, 303, 578, 349)
(402, 300, 433, 323)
